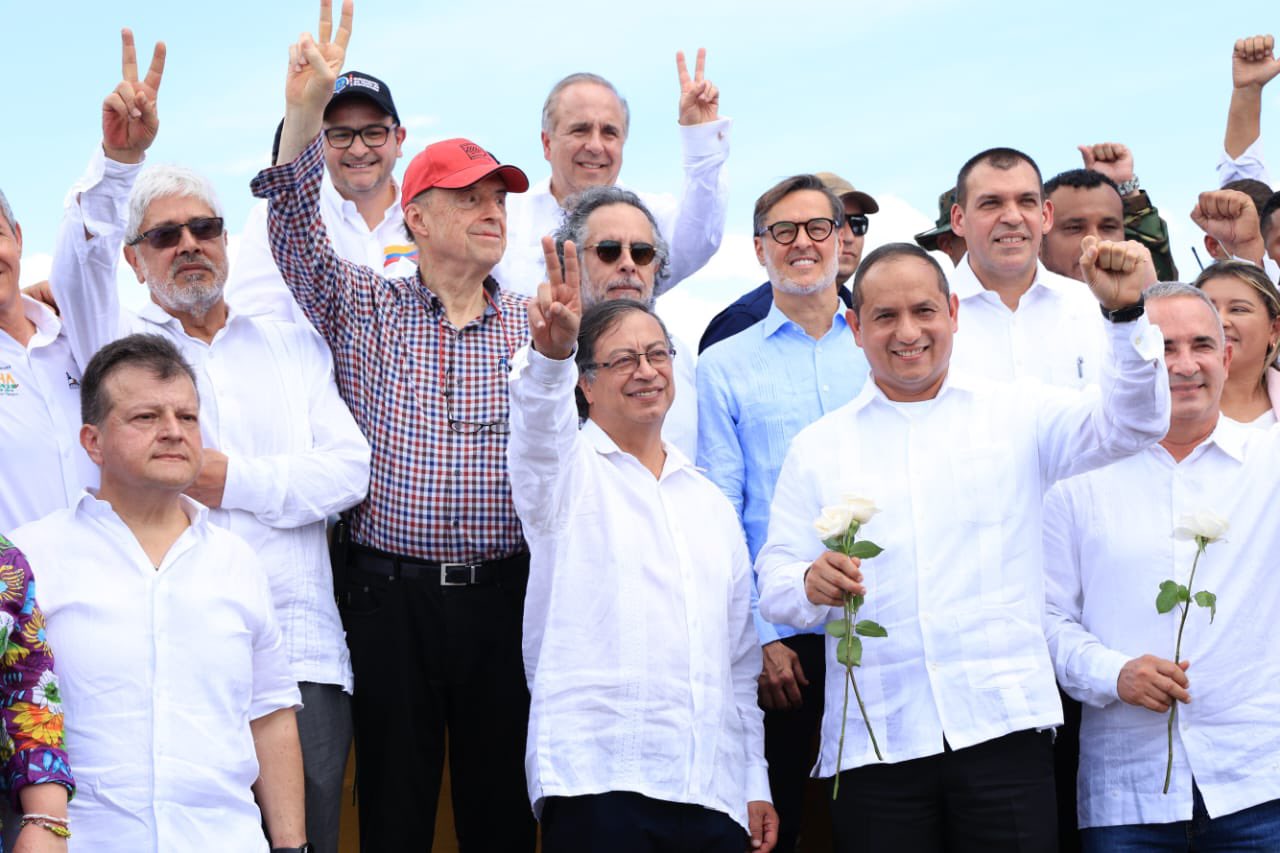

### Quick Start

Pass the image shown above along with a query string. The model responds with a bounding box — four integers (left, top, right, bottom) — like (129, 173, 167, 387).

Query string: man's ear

(80, 423, 104, 465)
(123, 245, 147, 284)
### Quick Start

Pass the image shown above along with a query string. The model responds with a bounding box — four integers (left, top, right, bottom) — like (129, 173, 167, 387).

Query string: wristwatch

(270, 845, 314, 853)
(1099, 295, 1145, 324)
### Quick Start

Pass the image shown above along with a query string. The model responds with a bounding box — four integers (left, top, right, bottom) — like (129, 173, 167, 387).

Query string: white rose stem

(1164, 536, 1205, 795)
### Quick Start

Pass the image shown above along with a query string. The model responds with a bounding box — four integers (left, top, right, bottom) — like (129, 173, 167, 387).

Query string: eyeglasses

(584, 241, 658, 267)
(127, 217, 225, 249)
(444, 368, 509, 434)
(843, 214, 869, 237)
(757, 217, 837, 245)
(584, 346, 676, 375)
(323, 124, 395, 149)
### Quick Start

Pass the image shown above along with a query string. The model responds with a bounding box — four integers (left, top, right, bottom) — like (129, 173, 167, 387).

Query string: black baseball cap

(326, 71, 400, 125)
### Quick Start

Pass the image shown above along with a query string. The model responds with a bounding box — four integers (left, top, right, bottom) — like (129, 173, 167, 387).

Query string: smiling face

(323, 100, 405, 203)
(850, 254, 959, 402)
(755, 189, 841, 296)
(542, 82, 626, 203)
(1199, 273, 1279, 388)
(1147, 295, 1231, 434)
(405, 174, 509, 281)
(953, 160, 1051, 286)
(1041, 184, 1125, 282)
(580, 203, 658, 308)
(579, 310, 673, 432)
(124, 194, 229, 318)
(81, 364, 203, 496)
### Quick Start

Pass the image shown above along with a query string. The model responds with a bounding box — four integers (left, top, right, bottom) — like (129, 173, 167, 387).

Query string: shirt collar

(581, 417, 694, 479)
(950, 254, 1069, 302)
(20, 294, 63, 344)
(77, 489, 210, 528)
(1198, 415, 1250, 464)
(322, 169, 402, 229)
(850, 365, 978, 415)
(761, 292, 851, 339)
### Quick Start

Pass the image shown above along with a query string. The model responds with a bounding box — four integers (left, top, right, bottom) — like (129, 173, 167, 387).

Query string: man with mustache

(949, 147, 1108, 390)
(46, 30, 370, 853)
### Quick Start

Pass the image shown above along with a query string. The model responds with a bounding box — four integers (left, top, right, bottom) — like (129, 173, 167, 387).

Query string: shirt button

(821, 385, 830, 392)
(451, 519, 459, 528)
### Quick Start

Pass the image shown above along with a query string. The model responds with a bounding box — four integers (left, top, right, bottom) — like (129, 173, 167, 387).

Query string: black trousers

(340, 551, 536, 852)
(830, 728, 1059, 853)
(541, 791, 745, 853)
(1055, 688, 1083, 853)
(764, 633, 827, 853)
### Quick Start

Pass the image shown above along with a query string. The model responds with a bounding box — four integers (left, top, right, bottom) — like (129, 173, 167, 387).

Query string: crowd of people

(2, 2, 1280, 851)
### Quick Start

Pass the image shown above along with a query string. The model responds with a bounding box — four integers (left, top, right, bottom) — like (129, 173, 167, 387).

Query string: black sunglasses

(128, 217, 226, 250)
(585, 241, 658, 266)
(844, 214, 869, 237)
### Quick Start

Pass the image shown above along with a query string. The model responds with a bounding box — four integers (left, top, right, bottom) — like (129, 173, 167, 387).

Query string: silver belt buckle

(440, 562, 476, 586)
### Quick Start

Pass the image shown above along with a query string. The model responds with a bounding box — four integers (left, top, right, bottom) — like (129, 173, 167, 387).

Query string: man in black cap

(228, 69, 417, 320)
(913, 187, 967, 267)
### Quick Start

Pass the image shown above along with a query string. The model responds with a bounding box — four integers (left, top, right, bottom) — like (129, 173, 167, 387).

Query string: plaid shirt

(251, 137, 530, 562)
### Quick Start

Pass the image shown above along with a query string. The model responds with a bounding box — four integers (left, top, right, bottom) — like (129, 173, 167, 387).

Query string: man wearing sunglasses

(495, 50, 730, 297)
(47, 30, 371, 853)
(550, 185, 698, 460)
(228, 69, 416, 322)
(699, 172, 877, 353)
(696, 174, 872, 853)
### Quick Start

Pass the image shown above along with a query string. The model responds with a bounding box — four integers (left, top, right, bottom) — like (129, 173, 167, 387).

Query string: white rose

(814, 504, 858, 540)
(841, 494, 881, 525)
(1173, 510, 1229, 544)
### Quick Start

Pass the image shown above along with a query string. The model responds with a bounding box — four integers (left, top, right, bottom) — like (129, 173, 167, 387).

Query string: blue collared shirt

(697, 299, 869, 644)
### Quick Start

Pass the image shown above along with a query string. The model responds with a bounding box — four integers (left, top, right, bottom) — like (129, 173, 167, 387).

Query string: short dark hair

(573, 299, 671, 419)
(752, 174, 843, 236)
(1260, 191, 1280, 238)
(554, 185, 671, 291)
(955, 147, 1043, 208)
(81, 334, 199, 426)
(1044, 168, 1122, 199)
(850, 243, 951, 315)
(1222, 178, 1273, 214)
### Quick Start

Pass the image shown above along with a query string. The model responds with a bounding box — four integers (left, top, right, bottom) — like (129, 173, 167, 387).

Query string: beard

(582, 271, 654, 310)
(142, 252, 226, 318)
(766, 251, 838, 296)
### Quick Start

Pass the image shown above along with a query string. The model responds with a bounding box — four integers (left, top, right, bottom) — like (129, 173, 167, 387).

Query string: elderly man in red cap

(253, 3, 538, 850)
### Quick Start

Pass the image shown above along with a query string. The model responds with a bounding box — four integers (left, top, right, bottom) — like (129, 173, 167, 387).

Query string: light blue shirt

(697, 299, 869, 644)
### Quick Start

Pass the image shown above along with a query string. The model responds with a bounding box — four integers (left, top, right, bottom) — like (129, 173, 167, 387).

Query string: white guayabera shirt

(757, 316, 1168, 777)
(1043, 415, 1280, 828)
(507, 346, 769, 831)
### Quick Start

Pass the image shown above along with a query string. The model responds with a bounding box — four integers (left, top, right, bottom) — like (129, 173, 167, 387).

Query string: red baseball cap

(400, 138, 529, 210)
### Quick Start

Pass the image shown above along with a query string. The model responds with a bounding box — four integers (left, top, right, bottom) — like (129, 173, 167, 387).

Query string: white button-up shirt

(49, 149, 371, 691)
(494, 119, 731, 297)
(756, 317, 1169, 776)
(508, 347, 769, 831)
(227, 172, 416, 324)
(0, 297, 98, 530)
(1043, 416, 1280, 828)
(11, 493, 301, 853)
(950, 256, 1108, 389)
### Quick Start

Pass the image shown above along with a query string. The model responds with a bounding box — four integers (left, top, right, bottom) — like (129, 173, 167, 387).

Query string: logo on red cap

(460, 142, 488, 161)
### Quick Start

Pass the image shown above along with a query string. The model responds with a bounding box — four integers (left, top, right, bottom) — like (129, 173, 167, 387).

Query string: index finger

(121, 28, 139, 82)
(675, 51, 691, 87)
(694, 47, 706, 81)
(317, 0, 332, 44)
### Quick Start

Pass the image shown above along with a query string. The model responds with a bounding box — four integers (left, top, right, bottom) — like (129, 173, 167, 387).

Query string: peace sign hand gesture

(676, 48, 720, 126)
(530, 236, 582, 361)
(102, 29, 165, 165)
(286, 0, 353, 116)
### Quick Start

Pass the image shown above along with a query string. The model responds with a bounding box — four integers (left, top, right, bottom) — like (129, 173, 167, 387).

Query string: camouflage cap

(815, 172, 879, 214)
(913, 187, 957, 251)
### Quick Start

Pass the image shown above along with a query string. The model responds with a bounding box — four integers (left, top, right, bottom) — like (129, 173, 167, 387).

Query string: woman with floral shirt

(0, 535, 74, 851)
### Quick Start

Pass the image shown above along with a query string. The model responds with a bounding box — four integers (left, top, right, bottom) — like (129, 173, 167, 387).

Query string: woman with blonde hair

(1193, 260, 1280, 426)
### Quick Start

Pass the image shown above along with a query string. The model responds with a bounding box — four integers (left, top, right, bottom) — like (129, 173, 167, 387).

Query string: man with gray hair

(46, 32, 370, 853)
(496, 52, 730, 296)
(0, 183, 98, 531)
(550, 184, 697, 457)
(1044, 281, 1280, 847)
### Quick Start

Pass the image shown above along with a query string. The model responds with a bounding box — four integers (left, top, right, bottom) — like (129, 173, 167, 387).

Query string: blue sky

(6, 0, 1280, 343)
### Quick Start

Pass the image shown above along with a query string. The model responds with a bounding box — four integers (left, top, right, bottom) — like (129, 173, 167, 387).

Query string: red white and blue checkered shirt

(251, 136, 530, 562)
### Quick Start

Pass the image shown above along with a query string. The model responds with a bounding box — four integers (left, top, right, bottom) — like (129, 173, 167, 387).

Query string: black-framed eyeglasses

(757, 217, 837, 245)
(323, 124, 396, 149)
(127, 217, 225, 249)
(583, 346, 676, 375)
(444, 368, 509, 434)
(583, 241, 658, 267)
(844, 214, 869, 237)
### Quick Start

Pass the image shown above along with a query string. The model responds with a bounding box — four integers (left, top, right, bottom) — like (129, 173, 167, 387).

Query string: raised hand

(102, 29, 165, 165)
(286, 0, 353, 116)
(1078, 142, 1135, 187)
(1079, 236, 1155, 310)
(529, 236, 582, 361)
(1233, 34, 1280, 90)
(1190, 189, 1264, 262)
(676, 48, 719, 126)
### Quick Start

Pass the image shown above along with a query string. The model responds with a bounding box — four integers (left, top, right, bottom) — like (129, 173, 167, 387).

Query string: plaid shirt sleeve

(250, 135, 385, 346)
(0, 536, 74, 810)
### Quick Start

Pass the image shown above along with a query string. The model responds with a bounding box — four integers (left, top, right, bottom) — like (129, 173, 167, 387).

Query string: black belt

(349, 545, 528, 587)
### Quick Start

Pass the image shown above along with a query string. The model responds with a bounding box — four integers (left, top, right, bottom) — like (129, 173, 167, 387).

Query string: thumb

(1077, 145, 1095, 167)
